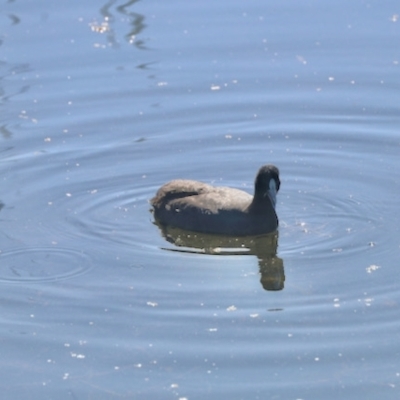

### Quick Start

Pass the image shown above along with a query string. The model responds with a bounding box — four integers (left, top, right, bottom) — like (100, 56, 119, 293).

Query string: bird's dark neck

(247, 193, 275, 215)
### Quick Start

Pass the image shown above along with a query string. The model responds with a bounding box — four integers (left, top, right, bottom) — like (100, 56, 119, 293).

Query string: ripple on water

(59, 181, 156, 249)
(278, 134, 395, 263)
(0, 247, 93, 283)
(280, 190, 383, 261)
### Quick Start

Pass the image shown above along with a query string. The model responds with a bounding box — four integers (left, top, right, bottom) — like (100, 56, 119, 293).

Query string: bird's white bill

(266, 179, 277, 208)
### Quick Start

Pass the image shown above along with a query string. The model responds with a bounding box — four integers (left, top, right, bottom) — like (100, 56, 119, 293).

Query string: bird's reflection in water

(153, 221, 285, 291)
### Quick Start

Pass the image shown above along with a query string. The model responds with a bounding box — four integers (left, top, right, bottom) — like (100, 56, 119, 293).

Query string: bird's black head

(254, 165, 280, 206)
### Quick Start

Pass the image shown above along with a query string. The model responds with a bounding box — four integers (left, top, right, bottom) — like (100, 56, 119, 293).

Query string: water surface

(1, 0, 400, 399)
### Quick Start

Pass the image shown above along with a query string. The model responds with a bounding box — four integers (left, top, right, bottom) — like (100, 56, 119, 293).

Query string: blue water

(1, 0, 400, 399)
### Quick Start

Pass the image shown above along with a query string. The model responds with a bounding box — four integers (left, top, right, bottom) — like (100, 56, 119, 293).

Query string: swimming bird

(151, 164, 280, 236)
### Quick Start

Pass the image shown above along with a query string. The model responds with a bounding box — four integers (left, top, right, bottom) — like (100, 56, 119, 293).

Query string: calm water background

(1, 0, 400, 399)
